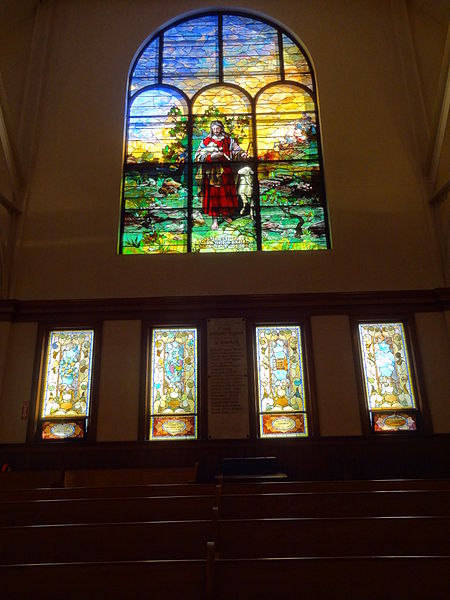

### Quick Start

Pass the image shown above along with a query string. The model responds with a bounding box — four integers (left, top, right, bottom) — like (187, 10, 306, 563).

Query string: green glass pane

(358, 323, 416, 413)
(261, 206, 327, 251)
(255, 325, 308, 438)
(41, 331, 94, 419)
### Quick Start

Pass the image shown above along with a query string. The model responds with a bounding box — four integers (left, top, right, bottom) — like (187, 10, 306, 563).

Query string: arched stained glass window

(120, 11, 330, 254)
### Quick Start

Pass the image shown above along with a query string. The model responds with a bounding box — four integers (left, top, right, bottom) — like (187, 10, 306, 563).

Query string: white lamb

(237, 166, 254, 219)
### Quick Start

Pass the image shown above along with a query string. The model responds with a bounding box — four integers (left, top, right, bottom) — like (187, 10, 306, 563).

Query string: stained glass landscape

(121, 12, 329, 254)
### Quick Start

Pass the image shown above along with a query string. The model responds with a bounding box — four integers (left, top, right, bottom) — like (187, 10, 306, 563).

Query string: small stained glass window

(255, 325, 308, 438)
(38, 330, 95, 440)
(358, 322, 418, 432)
(149, 327, 198, 440)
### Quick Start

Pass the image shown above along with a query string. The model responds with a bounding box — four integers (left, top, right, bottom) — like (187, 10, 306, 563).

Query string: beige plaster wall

(310, 315, 362, 436)
(1, 0, 442, 300)
(96, 320, 141, 441)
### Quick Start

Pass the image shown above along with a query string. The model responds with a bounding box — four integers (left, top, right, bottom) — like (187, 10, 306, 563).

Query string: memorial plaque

(207, 318, 250, 439)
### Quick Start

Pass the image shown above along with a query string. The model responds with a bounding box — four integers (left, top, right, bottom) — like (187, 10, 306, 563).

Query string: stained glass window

(149, 327, 198, 440)
(120, 11, 329, 254)
(255, 325, 308, 438)
(358, 322, 419, 433)
(38, 330, 95, 440)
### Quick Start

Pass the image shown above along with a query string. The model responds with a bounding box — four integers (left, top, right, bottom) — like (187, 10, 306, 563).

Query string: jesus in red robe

(195, 120, 247, 230)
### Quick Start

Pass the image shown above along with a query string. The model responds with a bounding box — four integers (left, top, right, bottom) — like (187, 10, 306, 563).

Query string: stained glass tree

(120, 11, 329, 253)
(358, 322, 419, 432)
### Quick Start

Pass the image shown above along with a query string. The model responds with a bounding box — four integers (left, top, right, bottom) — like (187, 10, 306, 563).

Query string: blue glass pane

(223, 15, 280, 95)
(162, 15, 219, 97)
(130, 38, 159, 95)
(128, 89, 187, 163)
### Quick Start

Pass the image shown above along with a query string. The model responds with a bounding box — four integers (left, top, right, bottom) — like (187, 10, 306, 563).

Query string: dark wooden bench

(0, 559, 206, 600)
(220, 478, 450, 494)
(215, 516, 450, 557)
(0, 482, 217, 502)
(64, 466, 198, 487)
(0, 493, 216, 526)
(0, 470, 64, 490)
(0, 520, 213, 564)
(219, 490, 450, 518)
(212, 556, 450, 599)
(0, 466, 198, 492)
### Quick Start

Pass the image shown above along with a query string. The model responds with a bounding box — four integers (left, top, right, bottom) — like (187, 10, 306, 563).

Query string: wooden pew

(215, 516, 450, 558)
(212, 556, 450, 599)
(0, 470, 63, 490)
(0, 494, 216, 526)
(64, 466, 198, 487)
(220, 478, 450, 495)
(0, 520, 213, 564)
(0, 482, 217, 502)
(219, 490, 450, 519)
(0, 559, 206, 600)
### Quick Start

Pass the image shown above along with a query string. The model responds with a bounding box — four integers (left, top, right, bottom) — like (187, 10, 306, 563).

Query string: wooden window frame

(351, 316, 431, 436)
(27, 323, 102, 443)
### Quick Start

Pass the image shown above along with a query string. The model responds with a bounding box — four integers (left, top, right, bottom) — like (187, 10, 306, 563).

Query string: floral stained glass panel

(41, 330, 94, 420)
(358, 323, 418, 432)
(42, 419, 85, 440)
(150, 328, 198, 440)
(255, 325, 308, 438)
(373, 412, 417, 432)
